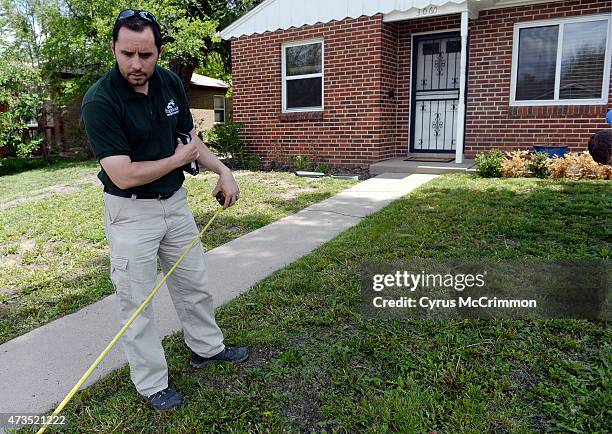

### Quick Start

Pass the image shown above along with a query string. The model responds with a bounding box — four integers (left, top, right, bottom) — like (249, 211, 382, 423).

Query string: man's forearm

(118, 155, 181, 189)
(192, 133, 230, 175)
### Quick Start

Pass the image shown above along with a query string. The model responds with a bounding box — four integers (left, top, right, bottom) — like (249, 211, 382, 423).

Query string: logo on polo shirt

(165, 99, 179, 117)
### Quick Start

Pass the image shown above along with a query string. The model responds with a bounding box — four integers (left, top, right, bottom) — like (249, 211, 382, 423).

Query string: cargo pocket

(110, 255, 131, 306)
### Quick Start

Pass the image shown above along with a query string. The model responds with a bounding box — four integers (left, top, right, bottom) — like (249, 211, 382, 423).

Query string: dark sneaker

(190, 346, 250, 368)
(144, 387, 183, 411)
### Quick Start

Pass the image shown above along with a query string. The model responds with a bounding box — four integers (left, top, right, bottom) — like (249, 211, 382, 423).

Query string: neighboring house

(219, 0, 612, 168)
(187, 73, 232, 131)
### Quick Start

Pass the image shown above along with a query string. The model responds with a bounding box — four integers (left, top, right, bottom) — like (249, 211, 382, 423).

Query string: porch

(370, 153, 475, 175)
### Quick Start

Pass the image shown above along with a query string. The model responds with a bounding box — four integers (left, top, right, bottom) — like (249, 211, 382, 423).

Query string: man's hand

(174, 138, 199, 166)
(212, 169, 240, 209)
(186, 129, 240, 209)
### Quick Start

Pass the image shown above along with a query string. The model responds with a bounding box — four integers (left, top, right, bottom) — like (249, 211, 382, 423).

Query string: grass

(0, 159, 99, 204)
(0, 162, 357, 344)
(21, 174, 611, 433)
(0, 155, 89, 178)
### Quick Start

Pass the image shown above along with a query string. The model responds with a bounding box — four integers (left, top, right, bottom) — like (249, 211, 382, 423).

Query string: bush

(476, 148, 611, 180)
(549, 152, 611, 180)
(241, 154, 262, 170)
(502, 150, 530, 177)
(315, 162, 331, 174)
(475, 148, 504, 177)
(527, 152, 550, 179)
(288, 155, 311, 171)
(203, 121, 248, 168)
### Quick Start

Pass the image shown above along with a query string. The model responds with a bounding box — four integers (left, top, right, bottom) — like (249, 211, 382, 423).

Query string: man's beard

(126, 72, 150, 87)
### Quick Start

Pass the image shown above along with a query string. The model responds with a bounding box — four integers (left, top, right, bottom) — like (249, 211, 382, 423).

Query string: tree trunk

(168, 58, 198, 91)
(38, 106, 49, 161)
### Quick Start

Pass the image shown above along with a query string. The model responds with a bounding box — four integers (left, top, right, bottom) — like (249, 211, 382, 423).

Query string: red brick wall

(465, 0, 612, 157)
(230, 0, 612, 167)
(231, 15, 387, 168)
(380, 21, 399, 160)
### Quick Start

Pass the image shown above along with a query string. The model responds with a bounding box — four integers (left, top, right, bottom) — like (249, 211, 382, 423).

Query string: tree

(0, 55, 46, 157)
(0, 0, 263, 157)
(153, 0, 263, 89)
(0, 0, 55, 158)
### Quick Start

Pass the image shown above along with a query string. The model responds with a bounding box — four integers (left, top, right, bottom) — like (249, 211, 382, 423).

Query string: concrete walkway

(0, 173, 437, 421)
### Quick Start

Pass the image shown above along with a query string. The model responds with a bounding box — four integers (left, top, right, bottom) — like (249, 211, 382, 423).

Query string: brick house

(219, 0, 612, 169)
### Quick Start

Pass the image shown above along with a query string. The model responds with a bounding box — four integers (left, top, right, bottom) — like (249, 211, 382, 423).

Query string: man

(81, 9, 249, 411)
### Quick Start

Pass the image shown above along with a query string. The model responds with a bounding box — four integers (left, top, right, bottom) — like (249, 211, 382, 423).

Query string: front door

(410, 32, 461, 153)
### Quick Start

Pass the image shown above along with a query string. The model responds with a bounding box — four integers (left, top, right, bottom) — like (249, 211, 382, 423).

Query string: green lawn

(0, 159, 100, 204)
(0, 162, 356, 344)
(24, 174, 611, 433)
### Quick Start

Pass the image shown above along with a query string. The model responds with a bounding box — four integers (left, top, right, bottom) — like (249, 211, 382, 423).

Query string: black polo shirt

(81, 63, 194, 194)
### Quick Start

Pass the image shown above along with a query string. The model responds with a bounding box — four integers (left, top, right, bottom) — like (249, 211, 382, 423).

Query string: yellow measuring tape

(36, 202, 224, 434)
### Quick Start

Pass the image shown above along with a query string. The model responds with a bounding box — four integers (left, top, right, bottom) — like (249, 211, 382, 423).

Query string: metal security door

(410, 33, 461, 153)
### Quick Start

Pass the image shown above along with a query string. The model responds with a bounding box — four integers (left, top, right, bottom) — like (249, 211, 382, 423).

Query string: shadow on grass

(0, 157, 96, 177)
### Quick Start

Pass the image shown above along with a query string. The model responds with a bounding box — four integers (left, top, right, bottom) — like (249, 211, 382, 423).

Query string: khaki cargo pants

(103, 186, 225, 398)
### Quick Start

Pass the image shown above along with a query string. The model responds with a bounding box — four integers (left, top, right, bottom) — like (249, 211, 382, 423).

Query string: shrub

(501, 150, 530, 178)
(549, 152, 610, 180)
(315, 162, 331, 174)
(288, 155, 311, 171)
(241, 153, 262, 170)
(475, 148, 504, 178)
(527, 152, 550, 179)
(549, 155, 570, 179)
(598, 164, 612, 180)
(203, 121, 248, 168)
(572, 152, 607, 179)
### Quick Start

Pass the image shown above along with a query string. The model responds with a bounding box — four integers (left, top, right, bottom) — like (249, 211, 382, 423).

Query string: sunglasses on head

(116, 9, 157, 23)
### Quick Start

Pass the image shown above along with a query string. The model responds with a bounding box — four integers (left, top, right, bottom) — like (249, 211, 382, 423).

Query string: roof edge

(218, 0, 276, 39)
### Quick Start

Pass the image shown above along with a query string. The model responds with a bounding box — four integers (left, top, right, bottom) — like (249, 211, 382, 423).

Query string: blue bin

(533, 146, 568, 158)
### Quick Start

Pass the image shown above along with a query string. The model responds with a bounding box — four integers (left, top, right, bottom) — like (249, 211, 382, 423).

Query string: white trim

(455, 11, 468, 164)
(411, 28, 461, 37)
(478, 0, 564, 12)
(217, 0, 275, 39)
(509, 13, 611, 106)
(213, 95, 226, 124)
(219, 0, 470, 39)
(383, 2, 475, 22)
(217, 1, 571, 40)
(281, 39, 324, 113)
(553, 22, 563, 100)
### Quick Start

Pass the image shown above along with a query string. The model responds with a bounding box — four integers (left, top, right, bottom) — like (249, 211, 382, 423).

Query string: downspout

(455, 10, 468, 164)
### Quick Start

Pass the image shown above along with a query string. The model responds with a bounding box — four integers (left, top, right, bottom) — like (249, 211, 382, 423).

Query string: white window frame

(213, 95, 226, 124)
(510, 14, 612, 106)
(281, 39, 324, 113)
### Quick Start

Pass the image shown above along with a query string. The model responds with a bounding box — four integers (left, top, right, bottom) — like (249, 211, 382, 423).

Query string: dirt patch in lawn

(0, 238, 108, 298)
(0, 254, 20, 268)
(0, 175, 99, 210)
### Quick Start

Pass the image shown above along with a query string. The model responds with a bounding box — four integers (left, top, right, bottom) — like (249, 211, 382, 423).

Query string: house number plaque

(417, 6, 438, 16)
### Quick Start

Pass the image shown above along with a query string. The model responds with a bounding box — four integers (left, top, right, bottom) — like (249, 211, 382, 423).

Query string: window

(213, 95, 225, 123)
(510, 15, 611, 105)
(282, 40, 324, 112)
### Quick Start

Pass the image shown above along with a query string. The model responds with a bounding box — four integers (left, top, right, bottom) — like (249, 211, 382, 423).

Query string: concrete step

(370, 157, 476, 175)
